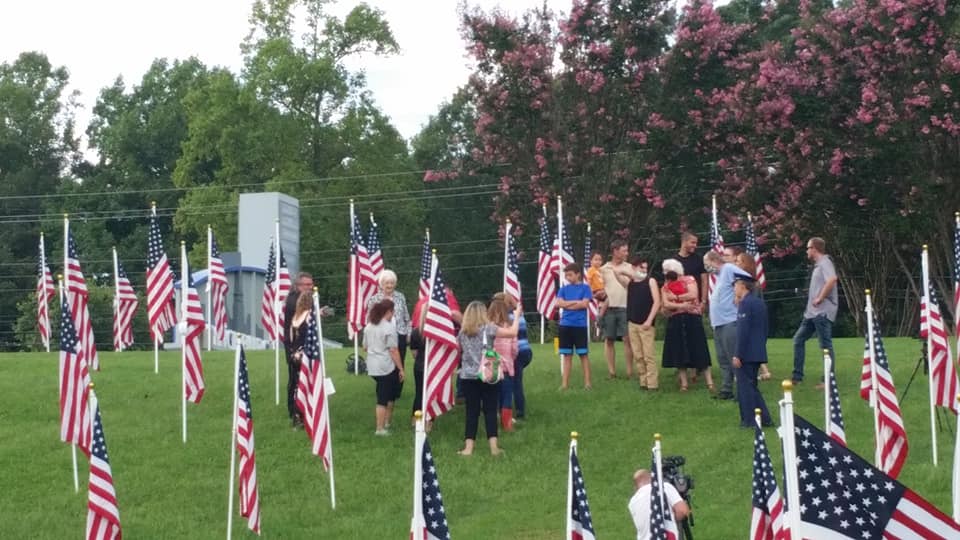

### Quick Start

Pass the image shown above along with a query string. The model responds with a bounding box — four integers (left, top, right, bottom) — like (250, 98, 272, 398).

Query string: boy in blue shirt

(557, 263, 594, 390)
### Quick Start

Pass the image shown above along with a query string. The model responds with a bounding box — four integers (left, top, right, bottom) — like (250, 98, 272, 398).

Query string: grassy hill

(0, 337, 954, 538)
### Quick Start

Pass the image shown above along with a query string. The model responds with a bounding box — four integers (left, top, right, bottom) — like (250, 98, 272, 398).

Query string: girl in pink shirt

(488, 296, 519, 432)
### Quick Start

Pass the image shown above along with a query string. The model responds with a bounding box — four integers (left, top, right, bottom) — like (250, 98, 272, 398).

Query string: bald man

(628, 469, 689, 540)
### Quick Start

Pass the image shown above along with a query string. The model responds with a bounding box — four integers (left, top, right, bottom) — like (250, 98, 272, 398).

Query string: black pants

(461, 378, 499, 440)
(395, 334, 408, 399)
(412, 366, 424, 415)
(286, 359, 300, 419)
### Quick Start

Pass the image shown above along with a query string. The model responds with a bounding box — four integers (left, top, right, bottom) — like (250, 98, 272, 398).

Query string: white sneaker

(375, 429, 390, 436)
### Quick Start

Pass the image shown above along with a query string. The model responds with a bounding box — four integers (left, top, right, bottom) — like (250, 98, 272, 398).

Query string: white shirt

(628, 483, 683, 540)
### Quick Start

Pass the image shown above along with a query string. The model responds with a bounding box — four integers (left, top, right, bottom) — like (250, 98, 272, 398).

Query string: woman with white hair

(660, 258, 714, 392)
(367, 269, 411, 397)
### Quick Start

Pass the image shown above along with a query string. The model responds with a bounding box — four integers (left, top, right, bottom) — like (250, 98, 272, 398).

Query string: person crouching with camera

(628, 469, 689, 540)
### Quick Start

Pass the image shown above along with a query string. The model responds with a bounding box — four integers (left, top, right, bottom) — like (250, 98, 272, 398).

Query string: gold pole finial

(570, 431, 579, 440)
(414, 411, 423, 420)
(782, 380, 794, 392)
(654, 433, 661, 442)
(864, 289, 872, 295)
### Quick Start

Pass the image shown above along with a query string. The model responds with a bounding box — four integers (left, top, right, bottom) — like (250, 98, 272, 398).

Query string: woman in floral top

(367, 269, 410, 398)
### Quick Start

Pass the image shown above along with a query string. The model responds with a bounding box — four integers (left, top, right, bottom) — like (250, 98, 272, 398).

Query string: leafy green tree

(0, 52, 76, 349)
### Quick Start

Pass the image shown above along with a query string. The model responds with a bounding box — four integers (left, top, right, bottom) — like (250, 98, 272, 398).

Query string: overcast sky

(0, 0, 577, 146)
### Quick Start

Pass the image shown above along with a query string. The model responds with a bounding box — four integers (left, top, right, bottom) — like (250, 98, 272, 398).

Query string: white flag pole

(503, 220, 511, 294)
(58, 274, 79, 493)
(152, 203, 160, 374)
(921, 245, 939, 466)
(226, 344, 240, 540)
(207, 225, 213, 352)
(410, 410, 426, 536)
(314, 289, 336, 509)
(953, 393, 960, 521)
(41, 232, 51, 352)
(181, 242, 189, 443)
(822, 349, 831, 435)
(865, 290, 881, 467)
(350, 201, 360, 376)
(557, 197, 565, 376)
(583, 221, 600, 336)
(113, 247, 122, 352)
(779, 381, 802, 536)
(566, 432, 578, 539)
(274, 220, 281, 406)
(652, 434, 671, 534)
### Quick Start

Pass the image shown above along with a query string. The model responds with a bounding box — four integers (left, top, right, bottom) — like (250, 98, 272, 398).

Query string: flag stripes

(181, 255, 205, 403)
(744, 215, 766, 290)
(860, 308, 909, 479)
(536, 215, 557, 320)
(113, 258, 138, 351)
(37, 235, 55, 349)
(59, 294, 92, 454)
(920, 285, 959, 414)
(422, 256, 458, 421)
(208, 230, 229, 341)
(66, 228, 99, 371)
(235, 347, 261, 534)
(86, 390, 121, 540)
(146, 211, 176, 342)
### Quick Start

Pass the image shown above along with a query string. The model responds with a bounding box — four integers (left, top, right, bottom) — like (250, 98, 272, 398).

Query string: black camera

(661, 455, 695, 539)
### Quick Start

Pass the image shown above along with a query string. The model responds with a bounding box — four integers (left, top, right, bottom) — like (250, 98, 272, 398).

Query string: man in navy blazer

(732, 274, 774, 428)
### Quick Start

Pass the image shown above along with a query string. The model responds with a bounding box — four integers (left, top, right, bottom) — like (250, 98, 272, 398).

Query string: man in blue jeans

(792, 237, 839, 384)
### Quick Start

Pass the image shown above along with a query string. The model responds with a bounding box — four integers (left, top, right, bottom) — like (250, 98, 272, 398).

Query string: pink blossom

(829, 149, 845, 176)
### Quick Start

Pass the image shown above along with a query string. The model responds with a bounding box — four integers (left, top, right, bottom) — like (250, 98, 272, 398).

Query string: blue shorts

(558, 325, 589, 356)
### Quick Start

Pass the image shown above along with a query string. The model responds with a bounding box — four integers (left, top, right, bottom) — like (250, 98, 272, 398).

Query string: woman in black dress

(660, 259, 713, 392)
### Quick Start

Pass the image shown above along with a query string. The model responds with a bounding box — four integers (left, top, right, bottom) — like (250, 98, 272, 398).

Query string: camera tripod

(899, 340, 953, 437)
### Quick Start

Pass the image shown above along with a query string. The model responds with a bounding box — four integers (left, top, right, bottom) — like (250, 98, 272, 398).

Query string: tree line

(2, 0, 958, 350)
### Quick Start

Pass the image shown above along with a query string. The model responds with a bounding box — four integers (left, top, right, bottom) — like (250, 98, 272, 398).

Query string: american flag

(59, 295, 92, 454)
(411, 438, 450, 540)
(859, 310, 908, 479)
(367, 217, 384, 281)
(503, 223, 521, 305)
(418, 230, 431, 304)
(295, 306, 317, 440)
(791, 415, 960, 539)
(568, 444, 596, 540)
(422, 257, 459, 421)
(708, 198, 725, 297)
(745, 215, 766, 290)
(347, 211, 374, 337)
(582, 228, 598, 319)
(235, 346, 261, 534)
(36, 235, 55, 350)
(86, 390, 122, 540)
(552, 213, 575, 284)
(954, 214, 960, 363)
(146, 211, 176, 342)
(297, 304, 333, 470)
(259, 241, 291, 341)
(208, 230, 229, 341)
(826, 353, 847, 446)
(750, 420, 789, 540)
(536, 216, 557, 319)
(66, 228, 99, 371)
(181, 255, 205, 403)
(921, 284, 959, 415)
(112, 257, 138, 351)
(650, 442, 679, 540)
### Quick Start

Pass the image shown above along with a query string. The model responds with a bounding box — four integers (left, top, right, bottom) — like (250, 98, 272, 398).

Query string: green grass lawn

(1, 337, 955, 539)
